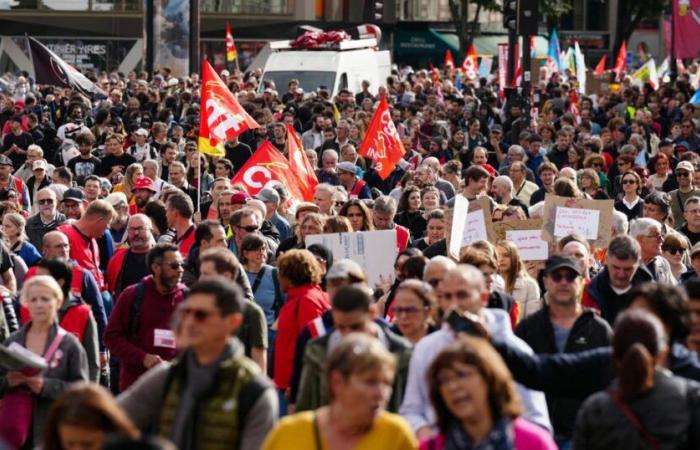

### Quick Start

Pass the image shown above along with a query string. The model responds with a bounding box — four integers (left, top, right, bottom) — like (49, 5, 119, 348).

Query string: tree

(540, 0, 573, 31)
(448, 0, 500, 58)
(613, 0, 668, 58)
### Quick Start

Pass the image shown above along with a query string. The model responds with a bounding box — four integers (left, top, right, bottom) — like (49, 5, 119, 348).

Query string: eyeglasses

(622, 179, 637, 185)
(676, 171, 691, 178)
(548, 271, 578, 283)
(237, 225, 259, 233)
(643, 233, 664, 241)
(663, 247, 684, 255)
(181, 306, 217, 322)
(393, 306, 426, 316)
(38, 199, 54, 205)
(162, 261, 184, 270)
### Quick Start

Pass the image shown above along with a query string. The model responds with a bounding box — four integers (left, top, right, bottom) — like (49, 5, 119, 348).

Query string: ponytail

(618, 342, 655, 401)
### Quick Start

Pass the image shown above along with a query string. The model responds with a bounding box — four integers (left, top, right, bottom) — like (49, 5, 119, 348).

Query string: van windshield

(262, 71, 335, 95)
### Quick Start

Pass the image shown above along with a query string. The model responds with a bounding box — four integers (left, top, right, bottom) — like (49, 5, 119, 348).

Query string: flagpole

(196, 152, 201, 215)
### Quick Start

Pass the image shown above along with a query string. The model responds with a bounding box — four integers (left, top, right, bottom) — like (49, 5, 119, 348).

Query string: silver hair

(629, 218, 662, 239)
(612, 210, 630, 235)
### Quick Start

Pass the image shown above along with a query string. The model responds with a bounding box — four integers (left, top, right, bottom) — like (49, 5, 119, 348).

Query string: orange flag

(358, 96, 406, 180)
(286, 124, 318, 201)
(225, 23, 237, 62)
(594, 54, 607, 76)
(445, 49, 455, 69)
(231, 141, 306, 200)
(198, 59, 259, 156)
(461, 44, 478, 80)
(613, 41, 627, 80)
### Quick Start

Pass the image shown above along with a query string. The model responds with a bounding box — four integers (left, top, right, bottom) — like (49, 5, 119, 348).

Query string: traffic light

(503, 0, 517, 31)
(517, 0, 539, 36)
(364, 0, 383, 22)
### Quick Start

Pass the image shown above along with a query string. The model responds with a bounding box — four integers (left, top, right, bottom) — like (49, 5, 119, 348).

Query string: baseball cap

(32, 160, 47, 171)
(133, 176, 156, 193)
(659, 138, 674, 147)
(255, 187, 280, 204)
(691, 242, 700, 258)
(0, 155, 13, 167)
(675, 141, 690, 152)
(62, 187, 85, 203)
(676, 161, 695, 173)
(336, 161, 357, 174)
(231, 191, 250, 205)
(544, 255, 582, 276)
(326, 259, 366, 282)
(134, 128, 149, 137)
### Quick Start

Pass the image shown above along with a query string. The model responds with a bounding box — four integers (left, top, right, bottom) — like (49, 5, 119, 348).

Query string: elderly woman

(0, 276, 88, 449)
(2, 212, 41, 267)
(421, 336, 556, 449)
(274, 249, 331, 414)
(264, 333, 417, 450)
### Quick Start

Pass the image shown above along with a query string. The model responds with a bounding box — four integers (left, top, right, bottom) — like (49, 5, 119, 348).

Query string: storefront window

(41, 0, 88, 10)
(201, 0, 291, 14)
(0, 0, 39, 9)
(92, 0, 141, 11)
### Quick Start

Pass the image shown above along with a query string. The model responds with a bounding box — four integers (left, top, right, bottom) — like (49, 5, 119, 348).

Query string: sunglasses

(622, 179, 637, 185)
(548, 271, 578, 283)
(676, 171, 691, 178)
(663, 247, 684, 255)
(181, 306, 216, 322)
(38, 199, 54, 205)
(162, 261, 184, 270)
(237, 225, 258, 233)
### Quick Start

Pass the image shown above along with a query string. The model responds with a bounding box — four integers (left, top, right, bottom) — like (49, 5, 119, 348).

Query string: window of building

(201, 0, 291, 14)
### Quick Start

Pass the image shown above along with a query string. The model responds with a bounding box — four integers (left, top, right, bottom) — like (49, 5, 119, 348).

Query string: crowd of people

(0, 54, 699, 450)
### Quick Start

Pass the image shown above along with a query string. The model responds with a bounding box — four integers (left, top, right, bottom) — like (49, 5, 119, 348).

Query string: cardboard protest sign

(445, 196, 493, 259)
(542, 194, 614, 248)
(305, 230, 397, 288)
(492, 219, 548, 261)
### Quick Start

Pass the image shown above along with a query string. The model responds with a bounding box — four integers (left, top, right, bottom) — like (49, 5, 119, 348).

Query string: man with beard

(491, 175, 529, 218)
(67, 132, 101, 186)
(106, 214, 155, 298)
(130, 177, 156, 215)
(104, 243, 188, 391)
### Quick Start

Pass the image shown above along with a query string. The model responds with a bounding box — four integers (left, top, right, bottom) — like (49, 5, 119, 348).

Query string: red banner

(674, 1, 700, 59)
(231, 141, 306, 200)
(198, 60, 259, 156)
(358, 97, 406, 180)
(286, 124, 318, 201)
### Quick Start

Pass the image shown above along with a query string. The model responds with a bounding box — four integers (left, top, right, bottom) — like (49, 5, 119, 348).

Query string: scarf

(443, 416, 514, 450)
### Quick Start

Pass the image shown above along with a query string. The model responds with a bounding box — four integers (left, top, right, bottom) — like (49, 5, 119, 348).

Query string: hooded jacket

(582, 265, 653, 325)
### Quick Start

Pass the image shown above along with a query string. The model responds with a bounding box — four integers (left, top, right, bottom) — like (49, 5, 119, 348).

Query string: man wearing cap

(26, 159, 52, 213)
(130, 177, 157, 215)
(515, 255, 612, 448)
(255, 188, 292, 242)
(668, 161, 700, 227)
(0, 154, 29, 211)
(61, 187, 88, 221)
(67, 132, 101, 186)
(337, 161, 371, 200)
(128, 128, 158, 162)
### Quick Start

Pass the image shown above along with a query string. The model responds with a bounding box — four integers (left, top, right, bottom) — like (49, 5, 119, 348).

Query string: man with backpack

(104, 243, 188, 391)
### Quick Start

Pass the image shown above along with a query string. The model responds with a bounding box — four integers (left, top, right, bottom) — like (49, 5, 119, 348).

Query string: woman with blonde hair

(496, 241, 541, 319)
(2, 212, 41, 267)
(112, 162, 143, 205)
(580, 168, 609, 200)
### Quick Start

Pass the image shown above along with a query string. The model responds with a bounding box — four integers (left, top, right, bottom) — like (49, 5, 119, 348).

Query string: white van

(259, 37, 391, 97)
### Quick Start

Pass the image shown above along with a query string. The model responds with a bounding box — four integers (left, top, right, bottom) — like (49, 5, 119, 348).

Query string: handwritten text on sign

(462, 210, 488, 245)
(554, 207, 600, 240)
(506, 229, 549, 261)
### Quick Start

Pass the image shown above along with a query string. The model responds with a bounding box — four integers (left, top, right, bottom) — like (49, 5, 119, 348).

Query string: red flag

(358, 97, 406, 180)
(225, 23, 237, 62)
(461, 44, 478, 80)
(568, 89, 581, 123)
(231, 141, 306, 200)
(286, 124, 318, 201)
(613, 41, 627, 80)
(594, 54, 607, 76)
(198, 59, 259, 156)
(445, 49, 455, 69)
(673, 0, 700, 59)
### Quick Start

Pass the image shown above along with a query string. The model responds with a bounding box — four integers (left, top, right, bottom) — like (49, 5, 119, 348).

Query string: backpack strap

(128, 281, 146, 340)
(607, 389, 660, 450)
(251, 267, 267, 294)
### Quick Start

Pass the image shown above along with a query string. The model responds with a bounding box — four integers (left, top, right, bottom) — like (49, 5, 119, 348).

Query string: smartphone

(445, 309, 479, 336)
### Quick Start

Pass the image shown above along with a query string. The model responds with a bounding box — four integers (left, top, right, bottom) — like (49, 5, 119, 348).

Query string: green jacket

(296, 324, 412, 413)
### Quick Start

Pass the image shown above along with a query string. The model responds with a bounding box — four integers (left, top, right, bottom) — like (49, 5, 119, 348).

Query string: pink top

(419, 418, 557, 450)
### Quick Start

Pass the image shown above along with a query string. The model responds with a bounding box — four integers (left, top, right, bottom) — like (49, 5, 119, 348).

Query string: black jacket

(515, 306, 612, 439)
(584, 265, 653, 325)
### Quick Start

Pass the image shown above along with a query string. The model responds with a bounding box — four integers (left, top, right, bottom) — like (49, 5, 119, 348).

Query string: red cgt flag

(613, 41, 627, 80)
(461, 44, 478, 80)
(198, 59, 259, 156)
(445, 49, 455, 69)
(225, 23, 237, 62)
(231, 141, 307, 200)
(594, 54, 607, 76)
(358, 96, 406, 180)
(286, 124, 318, 201)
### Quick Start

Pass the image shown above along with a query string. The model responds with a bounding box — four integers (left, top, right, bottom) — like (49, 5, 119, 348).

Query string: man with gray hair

(26, 187, 66, 249)
(499, 145, 535, 182)
(611, 210, 629, 236)
(372, 195, 410, 252)
(582, 235, 653, 324)
(630, 218, 675, 284)
(491, 175, 529, 217)
(401, 265, 551, 437)
(509, 160, 539, 205)
(680, 196, 700, 246)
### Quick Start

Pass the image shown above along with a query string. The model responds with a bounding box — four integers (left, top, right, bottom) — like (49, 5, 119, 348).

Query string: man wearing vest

(104, 243, 187, 391)
(0, 154, 29, 211)
(337, 161, 372, 200)
(118, 278, 278, 450)
(106, 214, 154, 298)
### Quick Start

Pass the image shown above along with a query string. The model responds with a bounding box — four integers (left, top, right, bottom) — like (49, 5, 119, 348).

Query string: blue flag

(548, 29, 562, 72)
(691, 90, 700, 107)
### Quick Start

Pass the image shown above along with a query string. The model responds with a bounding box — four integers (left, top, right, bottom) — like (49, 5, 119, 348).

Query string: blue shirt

(246, 265, 279, 326)
(271, 212, 292, 243)
(17, 241, 41, 267)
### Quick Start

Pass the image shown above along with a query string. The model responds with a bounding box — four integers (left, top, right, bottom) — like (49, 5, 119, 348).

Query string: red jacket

(273, 284, 330, 390)
(58, 223, 104, 290)
(103, 275, 187, 391)
(105, 247, 128, 295)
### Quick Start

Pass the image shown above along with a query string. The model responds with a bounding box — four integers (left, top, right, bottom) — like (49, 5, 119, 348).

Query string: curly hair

(277, 249, 323, 286)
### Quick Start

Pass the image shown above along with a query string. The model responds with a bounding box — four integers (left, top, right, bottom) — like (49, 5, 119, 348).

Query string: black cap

(62, 187, 85, 203)
(544, 255, 582, 276)
(659, 138, 674, 147)
(0, 155, 12, 167)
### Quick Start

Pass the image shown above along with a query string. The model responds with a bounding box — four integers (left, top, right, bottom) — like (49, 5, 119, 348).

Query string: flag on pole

(461, 44, 478, 80)
(613, 41, 627, 80)
(286, 124, 318, 201)
(574, 41, 587, 94)
(231, 141, 307, 200)
(358, 96, 406, 180)
(690, 89, 700, 107)
(631, 58, 659, 90)
(594, 54, 607, 76)
(27, 37, 106, 97)
(225, 23, 238, 62)
(547, 29, 562, 72)
(198, 59, 260, 156)
(445, 49, 455, 69)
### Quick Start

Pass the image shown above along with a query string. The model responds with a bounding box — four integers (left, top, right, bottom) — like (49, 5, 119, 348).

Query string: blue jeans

(277, 389, 288, 417)
(555, 437, 572, 450)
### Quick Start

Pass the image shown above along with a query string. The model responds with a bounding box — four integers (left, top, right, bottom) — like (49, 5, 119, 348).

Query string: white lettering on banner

(554, 207, 600, 240)
(205, 99, 244, 141)
(242, 166, 272, 190)
(461, 209, 488, 245)
(506, 229, 549, 261)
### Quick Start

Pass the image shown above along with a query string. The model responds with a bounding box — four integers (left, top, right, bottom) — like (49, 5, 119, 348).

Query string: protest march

(0, 22, 700, 450)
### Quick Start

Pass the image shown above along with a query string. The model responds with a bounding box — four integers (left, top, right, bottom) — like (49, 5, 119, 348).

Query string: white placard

(553, 207, 600, 240)
(462, 209, 489, 245)
(305, 230, 398, 288)
(506, 229, 549, 261)
(449, 195, 469, 258)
